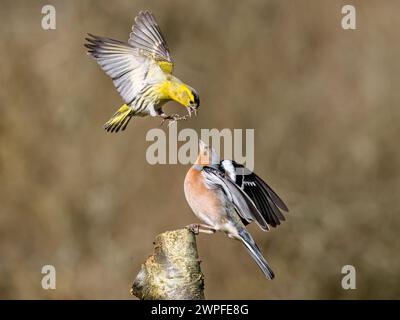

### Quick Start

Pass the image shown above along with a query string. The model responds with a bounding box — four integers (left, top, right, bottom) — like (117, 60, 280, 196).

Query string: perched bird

(184, 141, 289, 279)
(85, 11, 200, 132)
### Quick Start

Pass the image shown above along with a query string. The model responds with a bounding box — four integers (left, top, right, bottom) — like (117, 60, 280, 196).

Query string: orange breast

(184, 168, 226, 225)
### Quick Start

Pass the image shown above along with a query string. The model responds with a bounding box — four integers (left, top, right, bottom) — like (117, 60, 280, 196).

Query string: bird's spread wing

(128, 11, 173, 73)
(85, 34, 149, 105)
(220, 160, 289, 228)
(202, 166, 270, 231)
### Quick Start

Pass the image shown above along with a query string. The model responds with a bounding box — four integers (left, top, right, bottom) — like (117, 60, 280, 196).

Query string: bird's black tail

(238, 229, 275, 279)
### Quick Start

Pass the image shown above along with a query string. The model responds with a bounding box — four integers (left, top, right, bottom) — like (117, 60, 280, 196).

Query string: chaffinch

(184, 140, 289, 279)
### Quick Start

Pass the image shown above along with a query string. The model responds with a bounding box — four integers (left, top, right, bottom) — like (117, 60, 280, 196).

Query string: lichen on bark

(131, 228, 205, 300)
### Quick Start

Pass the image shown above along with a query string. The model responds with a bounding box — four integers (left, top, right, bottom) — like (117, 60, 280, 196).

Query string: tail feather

(238, 229, 275, 279)
(104, 104, 134, 133)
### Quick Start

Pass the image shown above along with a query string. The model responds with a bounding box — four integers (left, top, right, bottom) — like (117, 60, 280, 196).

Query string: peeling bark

(131, 228, 205, 300)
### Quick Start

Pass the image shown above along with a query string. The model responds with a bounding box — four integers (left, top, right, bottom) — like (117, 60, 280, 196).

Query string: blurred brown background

(0, 0, 399, 299)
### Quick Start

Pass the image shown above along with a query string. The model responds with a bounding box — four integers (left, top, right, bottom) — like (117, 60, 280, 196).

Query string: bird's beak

(188, 103, 198, 116)
(189, 102, 198, 109)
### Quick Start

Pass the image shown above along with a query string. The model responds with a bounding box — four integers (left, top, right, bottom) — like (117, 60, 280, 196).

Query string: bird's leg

(159, 112, 188, 126)
(167, 114, 189, 127)
(186, 223, 216, 235)
(172, 114, 189, 121)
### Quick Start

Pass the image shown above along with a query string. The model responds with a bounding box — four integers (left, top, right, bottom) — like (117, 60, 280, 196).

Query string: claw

(173, 114, 188, 121)
(186, 223, 216, 235)
(186, 223, 200, 235)
(160, 113, 189, 126)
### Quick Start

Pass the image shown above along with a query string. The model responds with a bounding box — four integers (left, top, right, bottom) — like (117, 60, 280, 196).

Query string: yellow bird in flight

(85, 11, 200, 132)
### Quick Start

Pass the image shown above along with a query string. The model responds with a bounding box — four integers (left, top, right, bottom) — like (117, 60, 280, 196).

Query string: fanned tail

(104, 104, 134, 133)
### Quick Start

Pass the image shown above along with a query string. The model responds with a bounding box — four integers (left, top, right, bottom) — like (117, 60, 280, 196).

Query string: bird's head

(195, 140, 219, 166)
(168, 82, 200, 114)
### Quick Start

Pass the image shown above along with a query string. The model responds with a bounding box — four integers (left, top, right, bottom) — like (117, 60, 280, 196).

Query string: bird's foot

(186, 223, 216, 235)
(176, 113, 190, 121)
(186, 223, 200, 234)
(160, 114, 189, 126)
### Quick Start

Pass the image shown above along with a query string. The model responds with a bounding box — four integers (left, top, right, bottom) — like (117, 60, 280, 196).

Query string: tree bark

(130, 228, 205, 300)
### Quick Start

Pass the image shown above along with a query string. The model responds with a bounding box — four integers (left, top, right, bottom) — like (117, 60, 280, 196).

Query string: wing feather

(219, 161, 289, 228)
(85, 34, 149, 104)
(202, 166, 270, 231)
(128, 11, 173, 71)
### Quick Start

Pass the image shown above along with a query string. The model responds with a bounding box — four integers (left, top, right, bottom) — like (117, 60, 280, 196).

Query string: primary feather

(202, 166, 270, 231)
(85, 34, 151, 105)
(219, 160, 289, 228)
(129, 11, 173, 69)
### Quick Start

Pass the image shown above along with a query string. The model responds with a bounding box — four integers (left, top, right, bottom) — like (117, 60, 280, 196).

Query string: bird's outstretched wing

(85, 34, 149, 105)
(128, 11, 173, 73)
(220, 160, 289, 228)
(202, 166, 270, 231)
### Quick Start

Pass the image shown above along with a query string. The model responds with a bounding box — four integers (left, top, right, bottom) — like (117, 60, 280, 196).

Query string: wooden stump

(131, 228, 205, 300)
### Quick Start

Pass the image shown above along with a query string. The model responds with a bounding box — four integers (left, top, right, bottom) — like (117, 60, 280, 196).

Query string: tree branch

(130, 228, 205, 300)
